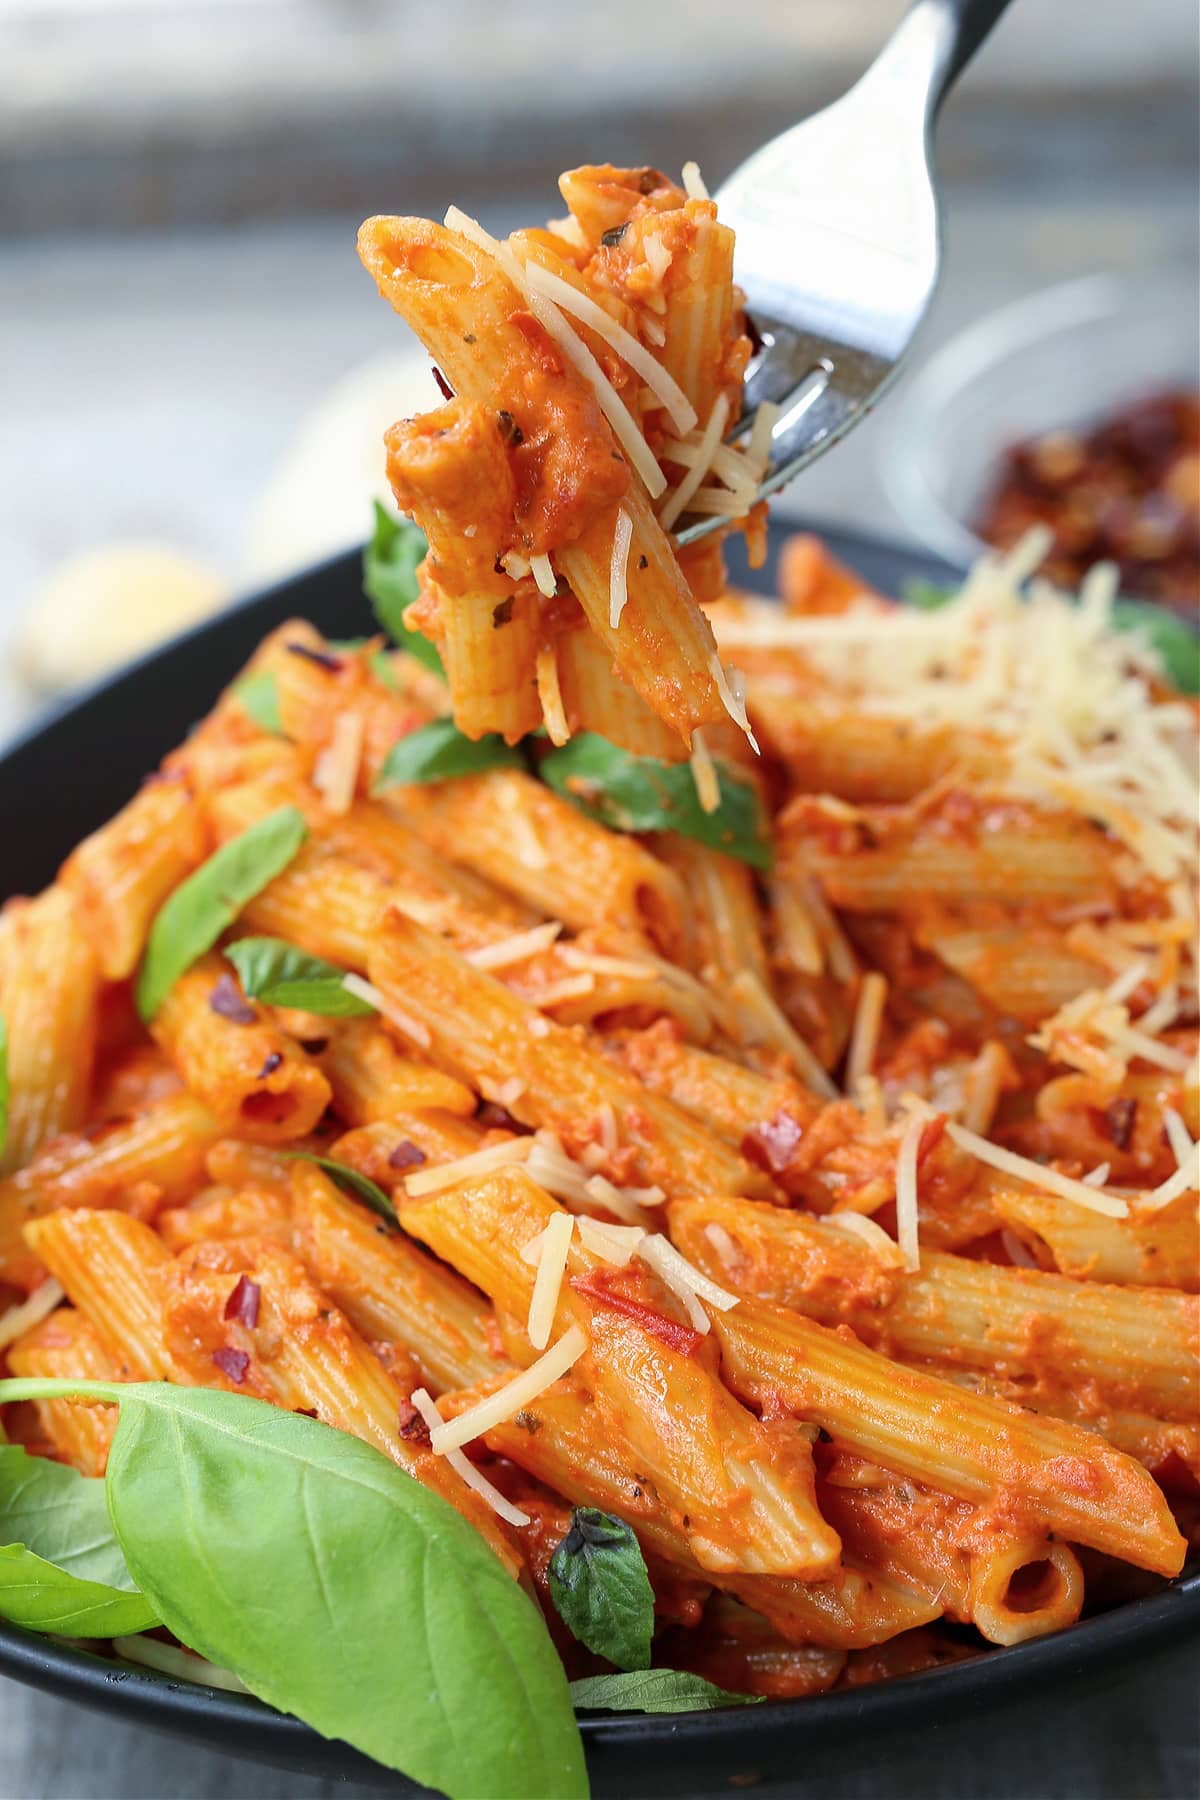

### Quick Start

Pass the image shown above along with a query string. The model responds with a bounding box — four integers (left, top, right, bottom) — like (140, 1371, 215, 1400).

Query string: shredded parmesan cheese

(822, 1211, 906, 1267)
(535, 645, 571, 746)
(466, 921, 563, 971)
(893, 1113, 924, 1272)
(0, 1278, 65, 1352)
(681, 160, 710, 200)
(112, 1637, 252, 1694)
(445, 207, 668, 498)
(1140, 1142, 1199, 1211)
(523, 261, 696, 434)
(312, 710, 364, 817)
(707, 651, 759, 752)
(689, 729, 721, 815)
(525, 1131, 654, 1223)
(529, 552, 557, 598)
(1081, 1161, 1112, 1187)
(745, 400, 781, 479)
(1162, 1107, 1195, 1173)
(659, 393, 730, 531)
(526, 1211, 575, 1349)
(409, 1387, 532, 1526)
(341, 975, 432, 1049)
(428, 1327, 588, 1456)
(929, 1111, 1132, 1219)
(726, 969, 839, 1100)
(404, 1136, 533, 1198)
(637, 1233, 739, 1326)
(576, 1217, 645, 1265)
(845, 973, 888, 1097)
(609, 507, 634, 629)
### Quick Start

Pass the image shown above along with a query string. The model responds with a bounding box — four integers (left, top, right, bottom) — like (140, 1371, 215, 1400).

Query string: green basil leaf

(0, 1014, 8, 1161)
(569, 1669, 761, 1714)
(374, 718, 525, 791)
(234, 670, 285, 735)
(283, 1152, 397, 1227)
(363, 503, 445, 677)
(136, 807, 308, 1022)
(0, 1380, 586, 1800)
(225, 938, 375, 1018)
(1111, 601, 1200, 697)
(548, 1508, 654, 1671)
(900, 576, 1200, 696)
(900, 577, 956, 611)
(540, 734, 772, 871)
(0, 1444, 157, 1637)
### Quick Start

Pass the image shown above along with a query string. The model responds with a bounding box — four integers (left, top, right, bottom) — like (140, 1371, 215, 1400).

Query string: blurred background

(0, 0, 1197, 746)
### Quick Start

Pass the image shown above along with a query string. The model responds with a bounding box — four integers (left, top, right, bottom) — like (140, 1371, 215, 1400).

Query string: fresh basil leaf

(1111, 601, 1200, 697)
(548, 1507, 654, 1672)
(234, 670, 285, 735)
(136, 808, 308, 1021)
(0, 1444, 157, 1637)
(369, 648, 401, 693)
(283, 1152, 397, 1227)
(224, 938, 375, 1018)
(363, 503, 445, 678)
(0, 1380, 586, 1800)
(901, 577, 956, 611)
(540, 734, 772, 871)
(374, 718, 525, 791)
(0, 1014, 8, 1161)
(569, 1669, 761, 1714)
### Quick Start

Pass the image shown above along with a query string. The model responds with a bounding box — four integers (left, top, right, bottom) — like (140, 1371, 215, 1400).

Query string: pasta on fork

(0, 162, 1196, 1791)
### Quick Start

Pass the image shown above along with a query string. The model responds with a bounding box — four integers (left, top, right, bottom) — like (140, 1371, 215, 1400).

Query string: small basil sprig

(901, 576, 1200, 696)
(225, 938, 375, 1018)
(284, 1151, 397, 1227)
(234, 670, 285, 735)
(136, 808, 308, 1021)
(375, 718, 525, 791)
(0, 1380, 586, 1800)
(570, 1670, 761, 1714)
(363, 503, 444, 678)
(0, 1444, 157, 1637)
(0, 1014, 8, 1160)
(548, 1507, 654, 1671)
(540, 734, 772, 871)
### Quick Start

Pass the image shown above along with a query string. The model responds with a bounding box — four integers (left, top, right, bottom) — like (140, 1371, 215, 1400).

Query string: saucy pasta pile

(0, 165, 1196, 1785)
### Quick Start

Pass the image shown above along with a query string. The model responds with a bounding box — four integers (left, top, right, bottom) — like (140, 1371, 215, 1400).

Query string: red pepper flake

(223, 1275, 261, 1329)
(492, 596, 516, 629)
(208, 974, 255, 1025)
(432, 365, 454, 401)
(212, 1346, 250, 1383)
(571, 1273, 702, 1357)
(1106, 1096, 1137, 1151)
(286, 640, 343, 673)
(397, 1397, 432, 1446)
(256, 1051, 283, 1080)
(294, 1406, 318, 1418)
(741, 1110, 804, 1174)
(388, 1139, 427, 1171)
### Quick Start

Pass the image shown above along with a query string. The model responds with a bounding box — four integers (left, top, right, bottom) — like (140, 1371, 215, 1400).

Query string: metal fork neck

(866, 0, 1014, 123)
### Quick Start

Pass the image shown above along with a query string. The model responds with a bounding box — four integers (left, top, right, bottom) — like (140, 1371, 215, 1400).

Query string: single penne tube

(671, 1194, 1198, 1421)
(383, 767, 688, 956)
(965, 1535, 1084, 1648)
(6, 1307, 121, 1476)
(783, 792, 1122, 912)
(358, 214, 727, 743)
(658, 204, 739, 422)
(0, 886, 100, 1177)
(368, 910, 770, 1197)
(149, 954, 331, 1143)
(995, 1186, 1199, 1292)
(747, 692, 970, 805)
(0, 1092, 221, 1292)
(401, 1167, 840, 1579)
(317, 1019, 476, 1125)
(24, 1210, 174, 1380)
(384, 398, 541, 743)
(59, 775, 207, 980)
(670, 1211, 1186, 1576)
(290, 1165, 499, 1393)
(911, 918, 1102, 1024)
(554, 623, 683, 760)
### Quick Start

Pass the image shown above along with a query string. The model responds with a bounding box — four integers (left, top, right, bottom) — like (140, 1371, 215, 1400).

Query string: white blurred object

(241, 349, 440, 587)
(13, 544, 227, 697)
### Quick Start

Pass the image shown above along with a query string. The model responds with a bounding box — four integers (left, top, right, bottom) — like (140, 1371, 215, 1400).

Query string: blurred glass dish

(884, 274, 1200, 605)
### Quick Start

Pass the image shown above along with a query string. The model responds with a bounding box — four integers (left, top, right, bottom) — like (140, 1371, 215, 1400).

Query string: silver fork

(677, 0, 1014, 545)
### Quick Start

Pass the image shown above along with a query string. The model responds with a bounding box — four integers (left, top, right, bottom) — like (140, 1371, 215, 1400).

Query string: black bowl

(2, 520, 1197, 1794)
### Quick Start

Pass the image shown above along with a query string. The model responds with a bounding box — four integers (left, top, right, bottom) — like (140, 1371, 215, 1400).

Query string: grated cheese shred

(466, 921, 563, 971)
(404, 1136, 533, 1198)
(409, 1387, 532, 1526)
(0, 1277, 66, 1352)
(894, 1112, 924, 1272)
(341, 975, 431, 1048)
(525, 1211, 575, 1349)
(427, 1327, 589, 1457)
(689, 729, 721, 815)
(535, 645, 571, 746)
(609, 507, 634, 629)
(312, 711, 364, 817)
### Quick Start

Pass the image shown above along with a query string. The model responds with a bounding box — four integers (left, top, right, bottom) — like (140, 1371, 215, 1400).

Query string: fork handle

(910, 0, 1016, 111)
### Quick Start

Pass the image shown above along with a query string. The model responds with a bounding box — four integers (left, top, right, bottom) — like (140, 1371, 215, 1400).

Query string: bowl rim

(0, 518, 1196, 1788)
(883, 270, 1200, 569)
